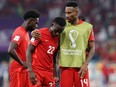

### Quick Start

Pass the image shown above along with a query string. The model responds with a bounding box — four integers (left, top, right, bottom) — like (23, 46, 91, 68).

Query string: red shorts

(9, 68, 29, 87)
(60, 68, 90, 87)
(29, 68, 56, 87)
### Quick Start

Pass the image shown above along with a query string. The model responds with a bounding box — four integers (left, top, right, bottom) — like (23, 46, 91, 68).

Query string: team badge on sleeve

(13, 36, 20, 41)
(31, 37, 35, 42)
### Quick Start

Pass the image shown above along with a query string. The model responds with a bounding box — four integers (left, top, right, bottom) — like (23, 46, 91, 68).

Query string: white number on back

(81, 79, 88, 87)
(47, 46, 55, 54)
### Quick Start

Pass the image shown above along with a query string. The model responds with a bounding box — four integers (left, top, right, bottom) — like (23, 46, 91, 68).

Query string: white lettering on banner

(62, 49, 82, 55)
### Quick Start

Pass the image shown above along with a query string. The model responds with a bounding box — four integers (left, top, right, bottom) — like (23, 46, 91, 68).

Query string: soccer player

(26, 17, 66, 87)
(31, 1, 95, 87)
(58, 1, 95, 87)
(8, 9, 40, 87)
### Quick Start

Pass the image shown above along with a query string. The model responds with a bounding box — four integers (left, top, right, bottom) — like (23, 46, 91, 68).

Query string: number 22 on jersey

(47, 46, 55, 54)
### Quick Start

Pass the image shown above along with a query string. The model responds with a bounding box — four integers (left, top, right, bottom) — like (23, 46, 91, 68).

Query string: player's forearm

(8, 50, 23, 65)
(85, 48, 95, 65)
(85, 41, 95, 65)
(26, 44, 36, 71)
(53, 51, 59, 77)
(26, 51, 33, 71)
(53, 64, 58, 77)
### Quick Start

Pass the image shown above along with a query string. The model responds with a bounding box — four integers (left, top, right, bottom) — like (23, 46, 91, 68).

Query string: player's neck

(21, 22, 28, 31)
(71, 18, 79, 25)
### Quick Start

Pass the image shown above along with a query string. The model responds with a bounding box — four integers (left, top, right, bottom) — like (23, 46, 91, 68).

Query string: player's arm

(79, 41, 95, 78)
(85, 41, 95, 64)
(86, 29, 95, 64)
(53, 41, 60, 83)
(26, 44, 35, 72)
(26, 38, 40, 85)
(53, 49, 60, 83)
(79, 29, 95, 78)
(26, 44, 38, 85)
(27, 34, 40, 71)
(8, 41, 26, 67)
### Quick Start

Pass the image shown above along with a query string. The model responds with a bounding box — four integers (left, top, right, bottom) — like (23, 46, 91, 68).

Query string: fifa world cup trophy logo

(69, 30, 78, 48)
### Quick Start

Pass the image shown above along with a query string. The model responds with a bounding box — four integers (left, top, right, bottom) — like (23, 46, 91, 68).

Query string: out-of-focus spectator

(0, 61, 9, 87)
(0, 0, 6, 10)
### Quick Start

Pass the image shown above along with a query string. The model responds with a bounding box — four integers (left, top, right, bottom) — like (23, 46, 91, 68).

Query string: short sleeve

(89, 29, 95, 41)
(12, 31, 22, 45)
(30, 37, 40, 46)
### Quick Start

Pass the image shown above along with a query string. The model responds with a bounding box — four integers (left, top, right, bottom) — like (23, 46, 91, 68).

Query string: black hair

(53, 17, 66, 27)
(79, 16, 86, 21)
(66, 1, 79, 8)
(24, 9, 40, 20)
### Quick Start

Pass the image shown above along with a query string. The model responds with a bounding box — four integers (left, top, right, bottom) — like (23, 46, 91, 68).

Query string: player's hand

(29, 71, 40, 85)
(53, 77, 59, 84)
(31, 29, 41, 39)
(78, 63, 88, 78)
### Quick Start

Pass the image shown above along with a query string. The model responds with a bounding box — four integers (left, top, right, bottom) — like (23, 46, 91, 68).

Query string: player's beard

(66, 17, 75, 24)
(70, 18, 77, 25)
(28, 26, 35, 32)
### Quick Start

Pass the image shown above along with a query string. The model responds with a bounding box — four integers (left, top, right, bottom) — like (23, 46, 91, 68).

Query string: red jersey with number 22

(30, 28, 59, 72)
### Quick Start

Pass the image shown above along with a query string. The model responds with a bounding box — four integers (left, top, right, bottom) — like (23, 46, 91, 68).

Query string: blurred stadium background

(0, 0, 116, 87)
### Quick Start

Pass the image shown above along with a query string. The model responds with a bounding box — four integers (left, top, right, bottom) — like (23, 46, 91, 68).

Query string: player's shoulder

(83, 22, 93, 26)
(37, 28, 48, 32)
(13, 26, 26, 36)
(14, 26, 24, 33)
(81, 22, 93, 30)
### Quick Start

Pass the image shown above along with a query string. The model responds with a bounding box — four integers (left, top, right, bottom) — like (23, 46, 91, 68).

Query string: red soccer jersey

(10, 26, 30, 71)
(88, 29, 95, 41)
(30, 28, 59, 72)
